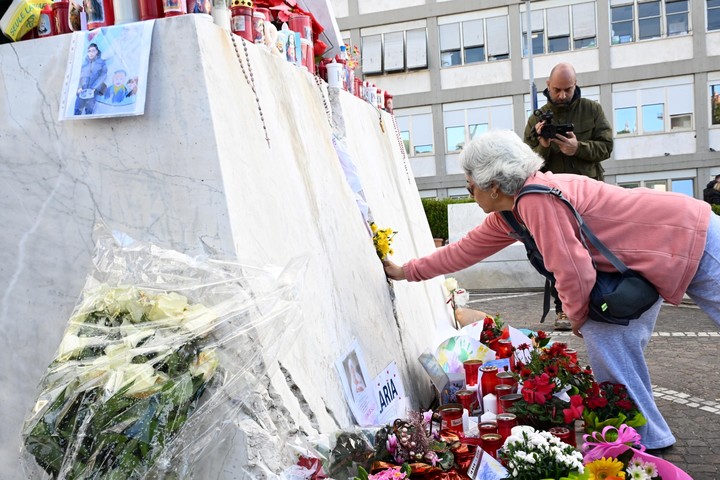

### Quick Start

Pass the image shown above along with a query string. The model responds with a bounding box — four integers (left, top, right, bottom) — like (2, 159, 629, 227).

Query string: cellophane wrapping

(20, 228, 306, 479)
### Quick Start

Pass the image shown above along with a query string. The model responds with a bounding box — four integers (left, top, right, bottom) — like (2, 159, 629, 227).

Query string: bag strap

(516, 185, 631, 275)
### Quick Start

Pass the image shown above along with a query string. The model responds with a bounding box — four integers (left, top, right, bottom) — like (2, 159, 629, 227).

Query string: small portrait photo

(343, 352, 367, 400)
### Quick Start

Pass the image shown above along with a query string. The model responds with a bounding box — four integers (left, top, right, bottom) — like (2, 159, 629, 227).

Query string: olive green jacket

(523, 87, 613, 180)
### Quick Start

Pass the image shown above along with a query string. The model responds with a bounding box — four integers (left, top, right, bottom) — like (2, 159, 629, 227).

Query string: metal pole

(525, 0, 538, 111)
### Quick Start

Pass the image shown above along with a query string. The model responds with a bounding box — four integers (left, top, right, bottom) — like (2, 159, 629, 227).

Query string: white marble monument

(0, 15, 454, 478)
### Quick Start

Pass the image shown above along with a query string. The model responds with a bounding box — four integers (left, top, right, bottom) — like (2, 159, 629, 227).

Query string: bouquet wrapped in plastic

(21, 227, 305, 479)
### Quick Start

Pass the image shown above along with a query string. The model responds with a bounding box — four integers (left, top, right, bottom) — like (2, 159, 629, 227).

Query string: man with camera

(523, 62, 613, 330)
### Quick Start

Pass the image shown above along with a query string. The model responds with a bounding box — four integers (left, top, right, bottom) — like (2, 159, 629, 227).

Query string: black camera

(533, 109, 574, 139)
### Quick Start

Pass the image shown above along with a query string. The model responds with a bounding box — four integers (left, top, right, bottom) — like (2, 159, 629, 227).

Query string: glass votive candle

(456, 389, 478, 413)
(565, 348, 578, 363)
(549, 426, 577, 448)
(479, 421, 498, 436)
(499, 393, 523, 414)
(496, 371, 517, 389)
(437, 403, 464, 435)
(496, 413, 517, 443)
(480, 433, 504, 459)
(494, 384, 513, 413)
(463, 359, 483, 387)
(480, 365, 499, 398)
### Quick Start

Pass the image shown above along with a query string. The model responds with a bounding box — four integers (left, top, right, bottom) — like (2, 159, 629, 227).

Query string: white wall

(0, 16, 453, 479)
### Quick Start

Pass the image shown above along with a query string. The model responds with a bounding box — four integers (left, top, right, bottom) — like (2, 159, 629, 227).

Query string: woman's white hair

(460, 130, 543, 195)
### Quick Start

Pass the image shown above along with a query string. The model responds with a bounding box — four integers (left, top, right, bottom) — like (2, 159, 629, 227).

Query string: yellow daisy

(586, 457, 626, 480)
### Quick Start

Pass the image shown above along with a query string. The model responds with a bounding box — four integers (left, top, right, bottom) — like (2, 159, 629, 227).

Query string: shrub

(713, 204, 720, 216)
(421, 197, 474, 241)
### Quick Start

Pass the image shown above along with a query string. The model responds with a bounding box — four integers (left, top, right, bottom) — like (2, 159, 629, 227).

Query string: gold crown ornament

(233, 0, 253, 6)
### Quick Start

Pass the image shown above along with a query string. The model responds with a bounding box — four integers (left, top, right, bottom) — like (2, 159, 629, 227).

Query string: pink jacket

(404, 171, 711, 324)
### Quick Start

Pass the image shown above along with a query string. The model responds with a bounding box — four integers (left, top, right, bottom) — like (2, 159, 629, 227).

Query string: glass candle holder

(499, 393, 523, 414)
(496, 413, 517, 443)
(549, 426, 577, 448)
(456, 389, 477, 413)
(496, 370, 517, 389)
(480, 365, 499, 398)
(463, 359, 483, 387)
(565, 348, 578, 363)
(479, 421, 498, 436)
(480, 433, 503, 459)
(494, 384, 513, 413)
(437, 403, 464, 435)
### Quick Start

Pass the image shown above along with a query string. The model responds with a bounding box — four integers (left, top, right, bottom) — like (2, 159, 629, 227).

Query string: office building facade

(333, 0, 720, 198)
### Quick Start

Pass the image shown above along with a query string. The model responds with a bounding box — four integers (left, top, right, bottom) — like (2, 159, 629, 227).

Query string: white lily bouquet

(21, 228, 304, 479)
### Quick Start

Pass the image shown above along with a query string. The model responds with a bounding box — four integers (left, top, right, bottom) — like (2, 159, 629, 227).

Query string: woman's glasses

(466, 182, 475, 196)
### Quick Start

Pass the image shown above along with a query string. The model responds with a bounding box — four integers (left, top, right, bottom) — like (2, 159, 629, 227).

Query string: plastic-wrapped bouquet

(583, 381, 647, 436)
(21, 228, 303, 479)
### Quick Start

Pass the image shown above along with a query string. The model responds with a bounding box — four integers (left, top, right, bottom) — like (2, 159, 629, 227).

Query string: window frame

(361, 28, 428, 75)
(439, 16, 506, 68)
(520, 2, 598, 57)
(395, 111, 435, 157)
(611, 0, 690, 45)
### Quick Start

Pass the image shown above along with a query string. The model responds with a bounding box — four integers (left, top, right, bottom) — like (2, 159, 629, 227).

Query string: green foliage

(421, 197, 474, 241)
(712, 204, 720, 216)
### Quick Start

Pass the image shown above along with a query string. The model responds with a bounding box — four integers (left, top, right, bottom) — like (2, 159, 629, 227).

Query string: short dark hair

(88, 43, 100, 55)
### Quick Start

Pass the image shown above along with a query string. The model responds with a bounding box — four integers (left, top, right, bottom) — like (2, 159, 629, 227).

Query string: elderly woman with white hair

(383, 129, 720, 451)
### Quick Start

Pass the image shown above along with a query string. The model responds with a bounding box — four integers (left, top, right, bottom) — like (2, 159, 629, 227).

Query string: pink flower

(386, 433, 398, 454)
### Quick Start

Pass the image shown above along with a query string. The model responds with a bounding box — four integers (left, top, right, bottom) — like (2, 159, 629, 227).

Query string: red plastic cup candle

(456, 389, 477, 413)
(499, 393, 523, 414)
(496, 371, 517, 388)
(479, 421, 498, 436)
(480, 433, 504, 459)
(494, 384, 513, 413)
(549, 426, 577, 448)
(437, 403, 464, 435)
(480, 365, 499, 398)
(565, 348, 578, 363)
(496, 413, 517, 443)
(463, 359, 483, 387)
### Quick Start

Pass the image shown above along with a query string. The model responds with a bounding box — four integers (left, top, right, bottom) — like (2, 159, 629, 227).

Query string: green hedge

(713, 204, 720, 216)
(421, 197, 475, 240)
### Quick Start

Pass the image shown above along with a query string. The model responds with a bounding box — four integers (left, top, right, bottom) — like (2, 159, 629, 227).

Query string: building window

(521, 2, 597, 57)
(671, 178, 694, 196)
(439, 15, 506, 67)
(667, 0, 689, 36)
(619, 178, 694, 196)
(711, 84, 720, 125)
(613, 80, 694, 135)
(442, 100, 513, 152)
(611, 0, 689, 44)
(615, 107, 637, 135)
(361, 28, 428, 75)
(395, 112, 434, 156)
(709, 0, 720, 31)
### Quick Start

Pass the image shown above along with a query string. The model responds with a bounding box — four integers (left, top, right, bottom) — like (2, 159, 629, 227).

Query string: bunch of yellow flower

(370, 222, 397, 260)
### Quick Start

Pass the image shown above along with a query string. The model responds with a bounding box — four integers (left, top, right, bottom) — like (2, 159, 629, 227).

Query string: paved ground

(465, 289, 720, 480)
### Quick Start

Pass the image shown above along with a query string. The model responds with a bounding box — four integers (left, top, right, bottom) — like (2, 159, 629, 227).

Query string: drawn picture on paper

(59, 21, 154, 121)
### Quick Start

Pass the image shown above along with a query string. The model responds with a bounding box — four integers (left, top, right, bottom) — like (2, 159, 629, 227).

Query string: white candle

(483, 393, 497, 415)
(113, 0, 140, 24)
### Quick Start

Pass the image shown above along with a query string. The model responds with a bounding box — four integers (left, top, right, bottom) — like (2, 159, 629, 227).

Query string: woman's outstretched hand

(382, 259, 406, 280)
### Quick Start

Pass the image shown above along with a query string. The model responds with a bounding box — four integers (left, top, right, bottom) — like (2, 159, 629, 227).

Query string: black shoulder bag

(500, 185, 659, 326)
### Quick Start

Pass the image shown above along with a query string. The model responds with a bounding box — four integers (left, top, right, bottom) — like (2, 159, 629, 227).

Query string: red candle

(494, 384, 513, 413)
(480, 433, 503, 459)
(479, 421, 498, 436)
(499, 393, 523, 414)
(456, 389, 477, 413)
(85, 0, 115, 30)
(437, 403, 464, 435)
(162, 0, 186, 17)
(230, 5, 253, 41)
(138, 0, 164, 20)
(480, 365, 499, 398)
(496, 413, 517, 443)
(549, 426, 577, 448)
(52, 1, 72, 34)
(463, 359, 483, 387)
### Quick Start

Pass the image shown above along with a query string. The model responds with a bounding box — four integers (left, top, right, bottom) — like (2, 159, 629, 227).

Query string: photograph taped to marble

(336, 339, 379, 426)
(59, 21, 154, 121)
(20, 226, 307, 479)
